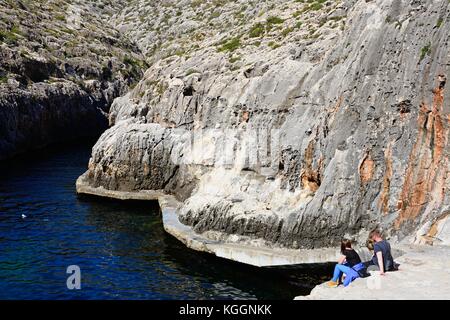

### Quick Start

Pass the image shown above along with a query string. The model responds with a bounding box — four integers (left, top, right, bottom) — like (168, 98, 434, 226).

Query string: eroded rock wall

(80, 0, 450, 249)
(0, 0, 146, 159)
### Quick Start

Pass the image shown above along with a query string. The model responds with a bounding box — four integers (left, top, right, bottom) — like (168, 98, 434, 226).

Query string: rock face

(79, 0, 449, 250)
(0, 0, 146, 159)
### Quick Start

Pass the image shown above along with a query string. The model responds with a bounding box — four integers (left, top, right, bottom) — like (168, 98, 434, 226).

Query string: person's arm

(376, 251, 385, 275)
(338, 255, 346, 264)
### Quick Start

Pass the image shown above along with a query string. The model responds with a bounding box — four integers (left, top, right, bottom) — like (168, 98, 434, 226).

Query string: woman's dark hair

(340, 239, 352, 254)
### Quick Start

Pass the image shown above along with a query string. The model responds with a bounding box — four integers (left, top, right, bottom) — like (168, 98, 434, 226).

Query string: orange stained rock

(395, 77, 448, 229)
(325, 95, 343, 128)
(359, 152, 375, 184)
(242, 111, 250, 123)
(379, 143, 393, 214)
(300, 139, 321, 192)
(427, 212, 449, 239)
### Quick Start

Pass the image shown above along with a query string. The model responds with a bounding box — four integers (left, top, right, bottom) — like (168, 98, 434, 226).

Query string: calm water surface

(0, 141, 332, 299)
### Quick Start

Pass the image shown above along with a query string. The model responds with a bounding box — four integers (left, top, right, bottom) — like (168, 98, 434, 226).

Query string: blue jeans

(331, 263, 360, 287)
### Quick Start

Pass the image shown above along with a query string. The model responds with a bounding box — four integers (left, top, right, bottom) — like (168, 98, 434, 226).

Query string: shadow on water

(0, 140, 333, 300)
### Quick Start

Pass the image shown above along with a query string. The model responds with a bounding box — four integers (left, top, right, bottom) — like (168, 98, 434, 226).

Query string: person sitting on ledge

(327, 239, 367, 288)
(365, 229, 398, 275)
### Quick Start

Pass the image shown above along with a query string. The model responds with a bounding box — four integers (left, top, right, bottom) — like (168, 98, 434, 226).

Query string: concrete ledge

(159, 195, 343, 267)
(159, 195, 218, 254)
(76, 173, 164, 200)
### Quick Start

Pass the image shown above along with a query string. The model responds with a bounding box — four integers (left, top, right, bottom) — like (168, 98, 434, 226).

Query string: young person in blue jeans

(327, 239, 366, 287)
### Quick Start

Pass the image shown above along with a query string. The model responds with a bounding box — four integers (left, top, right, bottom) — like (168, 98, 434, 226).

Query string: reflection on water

(0, 140, 332, 299)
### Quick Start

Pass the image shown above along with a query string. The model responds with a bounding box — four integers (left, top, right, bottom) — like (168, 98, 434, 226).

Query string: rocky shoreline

(76, 178, 406, 268)
(76, 177, 343, 266)
(76, 178, 449, 299)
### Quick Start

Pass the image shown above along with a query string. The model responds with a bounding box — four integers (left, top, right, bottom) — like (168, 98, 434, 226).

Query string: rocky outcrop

(0, 0, 146, 159)
(78, 0, 450, 251)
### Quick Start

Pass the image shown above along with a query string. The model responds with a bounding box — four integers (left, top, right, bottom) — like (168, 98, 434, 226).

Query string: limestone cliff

(0, 0, 146, 159)
(77, 0, 448, 250)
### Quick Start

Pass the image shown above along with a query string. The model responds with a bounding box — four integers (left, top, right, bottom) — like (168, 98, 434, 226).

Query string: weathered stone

(0, 1, 146, 159)
(75, 0, 450, 252)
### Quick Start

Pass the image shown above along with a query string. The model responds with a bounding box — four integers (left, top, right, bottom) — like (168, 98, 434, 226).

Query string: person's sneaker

(327, 280, 339, 288)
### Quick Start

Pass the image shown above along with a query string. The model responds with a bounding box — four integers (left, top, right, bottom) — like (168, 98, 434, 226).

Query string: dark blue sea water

(0, 140, 331, 299)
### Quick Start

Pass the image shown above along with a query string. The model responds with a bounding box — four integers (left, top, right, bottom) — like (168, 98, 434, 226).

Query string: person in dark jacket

(327, 239, 366, 287)
(366, 229, 398, 275)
